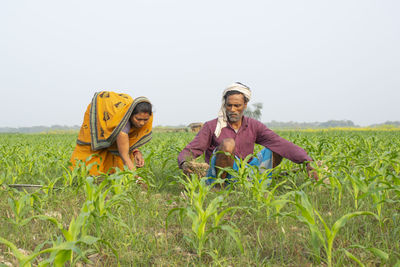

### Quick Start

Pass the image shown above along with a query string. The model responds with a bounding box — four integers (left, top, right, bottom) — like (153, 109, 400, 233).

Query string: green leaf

(34, 215, 63, 230)
(342, 249, 365, 267)
(330, 211, 377, 244)
(367, 247, 389, 260)
(214, 207, 236, 227)
(314, 209, 331, 238)
(350, 244, 389, 261)
(0, 236, 30, 264)
(54, 250, 72, 267)
(165, 207, 185, 231)
(79, 235, 100, 245)
(220, 225, 243, 253)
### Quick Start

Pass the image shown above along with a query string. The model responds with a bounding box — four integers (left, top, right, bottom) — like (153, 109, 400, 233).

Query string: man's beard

(227, 111, 243, 123)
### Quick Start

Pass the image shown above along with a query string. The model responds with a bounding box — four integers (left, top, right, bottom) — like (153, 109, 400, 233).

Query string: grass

(0, 130, 399, 266)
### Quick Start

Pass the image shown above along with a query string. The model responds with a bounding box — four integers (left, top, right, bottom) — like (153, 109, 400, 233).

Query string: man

(178, 82, 318, 183)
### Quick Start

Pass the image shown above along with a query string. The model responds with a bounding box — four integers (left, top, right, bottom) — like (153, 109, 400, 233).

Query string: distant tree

(244, 102, 263, 120)
(319, 120, 355, 128)
(370, 121, 400, 127)
(264, 120, 358, 129)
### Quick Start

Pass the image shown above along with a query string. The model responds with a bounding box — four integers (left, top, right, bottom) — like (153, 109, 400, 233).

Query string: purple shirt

(178, 116, 312, 167)
(122, 121, 131, 134)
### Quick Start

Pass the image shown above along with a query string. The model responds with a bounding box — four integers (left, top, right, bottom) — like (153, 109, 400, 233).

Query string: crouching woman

(70, 91, 153, 176)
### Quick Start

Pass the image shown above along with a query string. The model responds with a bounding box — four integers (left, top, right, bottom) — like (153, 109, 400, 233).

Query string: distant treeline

(1, 120, 399, 133)
(265, 120, 400, 129)
(0, 125, 80, 133)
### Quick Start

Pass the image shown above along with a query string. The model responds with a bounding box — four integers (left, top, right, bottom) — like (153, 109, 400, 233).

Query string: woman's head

(130, 102, 152, 128)
(132, 102, 152, 116)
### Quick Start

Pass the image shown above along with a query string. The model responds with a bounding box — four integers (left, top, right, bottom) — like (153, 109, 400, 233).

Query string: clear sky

(1, 0, 399, 127)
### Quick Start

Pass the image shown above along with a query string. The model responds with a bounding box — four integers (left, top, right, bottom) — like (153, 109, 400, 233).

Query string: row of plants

(0, 131, 399, 265)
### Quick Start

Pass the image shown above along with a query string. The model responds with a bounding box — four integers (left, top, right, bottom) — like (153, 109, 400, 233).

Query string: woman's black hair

(132, 102, 152, 115)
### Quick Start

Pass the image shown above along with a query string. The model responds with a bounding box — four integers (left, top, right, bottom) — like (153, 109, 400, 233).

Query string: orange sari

(70, 91, 153, 175)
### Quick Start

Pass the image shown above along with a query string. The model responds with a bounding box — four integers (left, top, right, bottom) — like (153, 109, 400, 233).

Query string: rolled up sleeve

(178, 123, 213, 168)
(255, 122, 312, 164)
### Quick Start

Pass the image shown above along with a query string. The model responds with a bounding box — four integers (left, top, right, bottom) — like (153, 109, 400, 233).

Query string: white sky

(1, 0, 399, 127)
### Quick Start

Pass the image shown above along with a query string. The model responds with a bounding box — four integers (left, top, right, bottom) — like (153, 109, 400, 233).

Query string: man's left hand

(306, 162, 319, 181)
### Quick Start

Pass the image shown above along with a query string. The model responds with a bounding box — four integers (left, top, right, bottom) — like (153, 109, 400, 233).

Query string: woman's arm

(117, 131, 135, 170)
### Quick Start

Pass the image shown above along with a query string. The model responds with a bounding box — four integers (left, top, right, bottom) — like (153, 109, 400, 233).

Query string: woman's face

(130, 112, 151, 128)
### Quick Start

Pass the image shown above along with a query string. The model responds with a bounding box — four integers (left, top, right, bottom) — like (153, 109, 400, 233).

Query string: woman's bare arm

(117, 131, 135, 170)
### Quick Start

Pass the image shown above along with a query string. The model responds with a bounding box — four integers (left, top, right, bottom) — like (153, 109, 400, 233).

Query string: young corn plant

(41, 176, 62, 195)
(140, 146, 179, 190)
(340, 244, 389, 266)
(0, 201, 118, 266)
(107, 170, 136, 195)
(327, 168, 344, 207)
(344, 169, 368, 210)
(217, 154, 295, 224)
(0, 236, 45, 267)
(7, 191, 36, 226)
(0, 234, 98, 267)
(84, 176, 131, 234)
(359, 179, 392, 224)
(166, 174, 243, 257)
(62, 156, 100, 187)
(218, 154, 270, 195)
(39, 201, 119, 266)
(289, 191, 380, 267)
(228, 154, 255, 191)
(265, 190, 293, 224)
(0, 169, 6, 186)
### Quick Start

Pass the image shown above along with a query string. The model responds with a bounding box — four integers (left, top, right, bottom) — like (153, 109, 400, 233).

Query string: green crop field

(0, 130, 399, 266)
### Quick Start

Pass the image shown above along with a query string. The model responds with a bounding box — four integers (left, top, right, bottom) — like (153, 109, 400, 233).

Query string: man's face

(130, 112, 151, 128)
(225, 94, 247, 123)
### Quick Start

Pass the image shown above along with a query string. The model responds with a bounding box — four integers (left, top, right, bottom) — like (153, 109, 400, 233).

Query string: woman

(70, 91, 153, 176)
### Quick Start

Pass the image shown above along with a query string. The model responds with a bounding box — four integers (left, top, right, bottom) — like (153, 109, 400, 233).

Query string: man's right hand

(182, 162, 193, 176)
(181, 161, 209, 177)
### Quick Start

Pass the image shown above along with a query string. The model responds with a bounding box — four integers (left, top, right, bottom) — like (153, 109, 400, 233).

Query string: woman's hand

(133, 150, 144, 168)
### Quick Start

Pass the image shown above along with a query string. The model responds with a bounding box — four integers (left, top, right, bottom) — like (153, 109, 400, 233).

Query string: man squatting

(178, 82, 318, 184)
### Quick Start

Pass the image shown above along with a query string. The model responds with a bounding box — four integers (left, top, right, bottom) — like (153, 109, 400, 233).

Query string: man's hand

(182, 162, 193, 176)
(306, 162, 319, 181)
(182, 161, 209, 177)
(134, 150, 144, 168)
